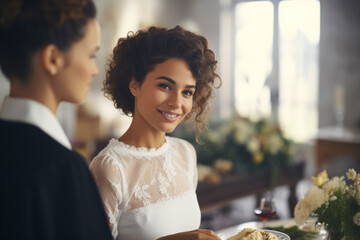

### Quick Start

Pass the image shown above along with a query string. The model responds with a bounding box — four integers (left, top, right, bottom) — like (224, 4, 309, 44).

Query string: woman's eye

(158, 83, 170, 90)
(183, 90, 194, 96)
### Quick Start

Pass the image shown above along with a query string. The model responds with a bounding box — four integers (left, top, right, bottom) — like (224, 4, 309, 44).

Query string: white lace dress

(90, 136, 201, 240)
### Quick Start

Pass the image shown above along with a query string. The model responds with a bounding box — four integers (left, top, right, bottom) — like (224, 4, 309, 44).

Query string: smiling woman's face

(130, 58, 196, 134)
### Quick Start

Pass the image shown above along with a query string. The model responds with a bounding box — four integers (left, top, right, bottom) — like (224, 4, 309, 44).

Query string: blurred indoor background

(1, 0, 359, 231)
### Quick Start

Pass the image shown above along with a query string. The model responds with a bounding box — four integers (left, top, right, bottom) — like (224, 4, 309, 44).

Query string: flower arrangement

(294, 169, 360, 239)
(177, 115, 294, 181)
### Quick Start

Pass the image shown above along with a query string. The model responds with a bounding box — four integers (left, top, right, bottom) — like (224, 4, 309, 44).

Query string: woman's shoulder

(91, 138, 128, 165)
(166, 136, 195, 151)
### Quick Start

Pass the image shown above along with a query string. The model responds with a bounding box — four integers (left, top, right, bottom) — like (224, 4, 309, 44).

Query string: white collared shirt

(0, 97, 72, 150)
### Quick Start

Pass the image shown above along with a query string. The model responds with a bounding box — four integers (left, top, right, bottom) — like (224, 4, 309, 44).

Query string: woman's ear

(41, 44, 64, 76)
(129, 78, 139, 97)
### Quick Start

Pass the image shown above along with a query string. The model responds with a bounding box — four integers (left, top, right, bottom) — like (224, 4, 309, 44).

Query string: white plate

(217, 228, 291, 240)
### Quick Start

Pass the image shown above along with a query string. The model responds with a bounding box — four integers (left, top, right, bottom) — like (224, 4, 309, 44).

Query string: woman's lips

(158, 110, 180, 122)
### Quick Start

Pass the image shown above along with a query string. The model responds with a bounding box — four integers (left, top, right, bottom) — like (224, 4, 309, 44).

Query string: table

(216, 218, 326, 240)
(315, 127, 360, 172)
(196, 161, 305, 214)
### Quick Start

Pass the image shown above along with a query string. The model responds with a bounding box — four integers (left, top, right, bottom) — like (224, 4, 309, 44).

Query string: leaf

(266, 226, 319, 240)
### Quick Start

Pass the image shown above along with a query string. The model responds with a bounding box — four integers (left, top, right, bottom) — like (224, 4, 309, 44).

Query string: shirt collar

(0, 96, 72, 150)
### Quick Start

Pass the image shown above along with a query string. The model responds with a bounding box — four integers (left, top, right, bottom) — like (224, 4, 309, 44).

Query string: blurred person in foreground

(0, 0, 112, 239)
(90, 25, 222, 240)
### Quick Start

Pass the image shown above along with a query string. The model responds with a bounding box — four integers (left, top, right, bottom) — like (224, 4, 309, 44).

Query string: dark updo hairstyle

(103, 25, 221, 141)
(0, 0, 96, 82)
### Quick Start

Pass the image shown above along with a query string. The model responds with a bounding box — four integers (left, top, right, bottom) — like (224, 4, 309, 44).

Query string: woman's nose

(167, 93, 181, 109)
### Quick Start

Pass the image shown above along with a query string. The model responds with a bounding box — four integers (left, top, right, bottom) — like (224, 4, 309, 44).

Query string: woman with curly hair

(90, 25, 222, 240)
(0, 0, 112, 239)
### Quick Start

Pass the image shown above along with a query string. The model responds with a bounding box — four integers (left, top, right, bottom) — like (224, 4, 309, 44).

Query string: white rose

(322, 176, 345, 194)
(294, 199, 312, 225)
(294, 186, 327, 225)
(304, 186, 328, 211)
(233, 120, 254, 144)
(353, 212, 360, 226)
(347, 168, 357, 180)
(246, 137, 260, 153)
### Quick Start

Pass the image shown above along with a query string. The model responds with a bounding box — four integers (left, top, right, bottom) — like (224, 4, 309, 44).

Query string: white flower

(347, 168, 357, 180)
(353, 212, 360, 226)
(294, 199, 312, 225)
(233, 120, 254, 144)
(214, 159, 233, 174)
(268, 133, 284, 154)
(294, 186, 327, 225)
(329, 195, 337, 201)
(234, 129, 248, 143)
(304, 186, 328, 211)
(295, 170, 360, 234)
(207, 130, 222, 143)
(246, 137, 260, 153)
(197, 164, 213, 182)
(322, 176, 345, 194)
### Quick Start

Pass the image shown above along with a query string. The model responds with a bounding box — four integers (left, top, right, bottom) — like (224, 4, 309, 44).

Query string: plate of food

(217, 227, 291, 240)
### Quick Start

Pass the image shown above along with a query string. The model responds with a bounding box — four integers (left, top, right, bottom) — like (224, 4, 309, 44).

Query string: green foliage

(267, 226, 318, 240)
(315, 187, 360, 238)
(176, 115, 294, 174)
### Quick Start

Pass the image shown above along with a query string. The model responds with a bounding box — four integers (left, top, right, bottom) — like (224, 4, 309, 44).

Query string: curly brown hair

(0, 0, 96, 82)
(103, 25, 221, 141)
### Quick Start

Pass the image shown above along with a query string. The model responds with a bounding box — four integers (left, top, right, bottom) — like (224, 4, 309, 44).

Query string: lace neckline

(109, 137, 170, 157)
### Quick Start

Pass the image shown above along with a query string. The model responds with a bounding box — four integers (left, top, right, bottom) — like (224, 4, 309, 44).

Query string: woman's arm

(157, 229, 221, 240)
(90, 156, 124, 239)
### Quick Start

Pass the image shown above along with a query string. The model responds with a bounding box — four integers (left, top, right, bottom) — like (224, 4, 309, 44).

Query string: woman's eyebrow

(156, 76, 196, 89)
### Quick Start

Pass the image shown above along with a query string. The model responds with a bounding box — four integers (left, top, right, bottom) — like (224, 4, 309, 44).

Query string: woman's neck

(9, 79, 59, 115)
(119, 120, 166, 149)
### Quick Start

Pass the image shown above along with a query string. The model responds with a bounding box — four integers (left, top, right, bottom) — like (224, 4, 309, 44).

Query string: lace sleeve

(90, 156, 124, 239)
(190, 143, 198, 188)
(182, 140, 198, 189)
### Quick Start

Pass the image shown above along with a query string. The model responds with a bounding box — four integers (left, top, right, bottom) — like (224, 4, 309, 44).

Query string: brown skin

(157, 229, 221, 240)
(120, 58, 196, 149)
(9, 19, 100, 115)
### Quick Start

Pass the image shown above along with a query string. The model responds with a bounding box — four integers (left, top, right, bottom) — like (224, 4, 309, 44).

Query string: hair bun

(43, 0, 88, 27)
(0, 0, 89, 29)
(0, 0, 23, 29)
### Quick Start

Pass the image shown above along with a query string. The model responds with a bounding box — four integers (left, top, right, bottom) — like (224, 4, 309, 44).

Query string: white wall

(319, 0, 360, 129)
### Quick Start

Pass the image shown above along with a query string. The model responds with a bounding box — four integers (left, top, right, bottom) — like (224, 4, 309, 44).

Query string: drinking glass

(254, 192, 276, 228)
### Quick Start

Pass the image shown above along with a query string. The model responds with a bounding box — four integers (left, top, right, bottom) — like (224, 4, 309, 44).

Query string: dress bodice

(90, 136, 201, 240)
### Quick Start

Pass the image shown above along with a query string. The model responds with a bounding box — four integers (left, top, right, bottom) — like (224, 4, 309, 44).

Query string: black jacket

(0, 119, 113, 240)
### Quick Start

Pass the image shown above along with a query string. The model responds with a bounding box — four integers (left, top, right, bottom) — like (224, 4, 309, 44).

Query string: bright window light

(278, 0, 320, 142)
(234, 1, 274, 120)
(233, 0, 320, 142)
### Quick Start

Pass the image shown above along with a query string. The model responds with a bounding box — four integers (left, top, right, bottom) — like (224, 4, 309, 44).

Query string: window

(234, 1, 274, 120)
(225, 0, 320, 142)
